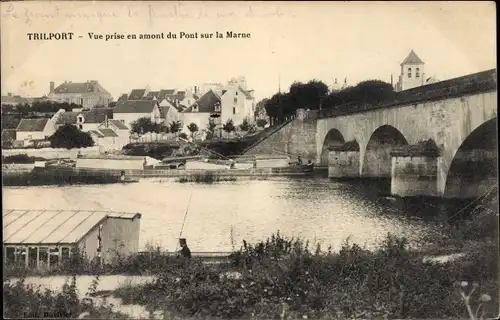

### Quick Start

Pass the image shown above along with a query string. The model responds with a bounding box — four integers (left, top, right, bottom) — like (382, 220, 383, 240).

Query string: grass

(3, 275, 130, 319)
(107, 233, 498, 320)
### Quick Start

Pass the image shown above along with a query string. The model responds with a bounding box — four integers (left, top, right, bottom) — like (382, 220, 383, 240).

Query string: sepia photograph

(1, 1, 498, 319)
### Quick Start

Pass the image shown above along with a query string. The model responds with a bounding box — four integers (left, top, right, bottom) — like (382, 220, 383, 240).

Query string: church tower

(395, 50, 425, 92)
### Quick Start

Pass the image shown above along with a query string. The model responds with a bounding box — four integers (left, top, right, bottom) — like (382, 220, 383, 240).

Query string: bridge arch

(320, 128, 345, 166)
(361, 125, 408, 178)
(443, 117, 498, 199)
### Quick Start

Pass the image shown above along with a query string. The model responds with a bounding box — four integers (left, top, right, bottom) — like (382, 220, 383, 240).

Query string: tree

(239, 118, 251, 131)
(130, 117, 155, 134)
(206, 118, 217, 139)
(222, 119, 236, 134)
(48, 124, 94, 149)
(256, 118, 268, 128)
(254, 98, 268, 118)
(187, 122, 199, 137)
(170, 121, 182, 134)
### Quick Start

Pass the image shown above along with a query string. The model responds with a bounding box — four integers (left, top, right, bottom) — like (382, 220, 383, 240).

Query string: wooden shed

(3, 209, 141, 269)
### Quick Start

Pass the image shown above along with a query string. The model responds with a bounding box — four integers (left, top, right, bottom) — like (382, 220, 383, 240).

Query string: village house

(158, 100, 181, 125)
(15, 118, 56, 141)
(1, 93, 50, 106)
(98, 119, 129, 137)
(88, 128, 125, 152)
(113, 100, 162, 129)
(182, 90, 222, 134)
(54, 108, 114, 132)
(47, 80, 113, 109)
(219, 77, 256, 125)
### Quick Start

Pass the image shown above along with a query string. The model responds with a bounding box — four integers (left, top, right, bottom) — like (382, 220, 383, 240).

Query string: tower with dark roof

(395, 50, 426, 92)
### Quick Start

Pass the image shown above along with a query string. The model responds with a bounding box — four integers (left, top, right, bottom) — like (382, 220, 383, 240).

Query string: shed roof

(107, 119, 129, 130)
(56, 112, 80, 125)
(83, 108, 114, 123)
(3, 209, 141, 245)
(16, 118, 49, 132)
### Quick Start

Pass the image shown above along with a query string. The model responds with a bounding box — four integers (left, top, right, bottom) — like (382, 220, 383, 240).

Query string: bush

(48, 125, 94, 149)
(2, 154, 46, 164)
(3, 275, 129, 319)
(111, 232, 498, 319)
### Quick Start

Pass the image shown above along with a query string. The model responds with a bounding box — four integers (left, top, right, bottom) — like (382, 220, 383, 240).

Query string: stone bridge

(246, 69, 497, 199)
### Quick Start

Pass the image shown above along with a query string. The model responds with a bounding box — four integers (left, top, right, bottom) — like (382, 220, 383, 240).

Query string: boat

(271, 163, 315, 174)
(119, 178, 139, 184)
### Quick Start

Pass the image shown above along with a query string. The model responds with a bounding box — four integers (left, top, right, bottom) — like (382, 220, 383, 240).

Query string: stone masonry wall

(245, 117, 318, 162)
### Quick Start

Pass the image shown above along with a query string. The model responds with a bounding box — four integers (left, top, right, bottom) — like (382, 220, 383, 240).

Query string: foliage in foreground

(113, 233, 498, 320)
(3, 275, 128, 319)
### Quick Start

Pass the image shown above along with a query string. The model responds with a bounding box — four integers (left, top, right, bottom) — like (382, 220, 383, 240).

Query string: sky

(1, 1, 496, 102)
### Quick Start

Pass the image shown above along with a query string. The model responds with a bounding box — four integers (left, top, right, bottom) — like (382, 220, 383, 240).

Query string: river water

(3, 177, 446, 252)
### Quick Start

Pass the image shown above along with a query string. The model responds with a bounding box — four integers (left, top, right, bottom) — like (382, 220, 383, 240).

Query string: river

(3, 177, 447, 252)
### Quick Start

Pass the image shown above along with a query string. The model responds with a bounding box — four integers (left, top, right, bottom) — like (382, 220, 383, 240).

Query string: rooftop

(401, 50, 424, 66)
(3, 209, 141, 245)
(114, 100, 158, 113)
(53, 81, 110, 95)
(16, 118, 49, 132)
(184, 90, 221, 113)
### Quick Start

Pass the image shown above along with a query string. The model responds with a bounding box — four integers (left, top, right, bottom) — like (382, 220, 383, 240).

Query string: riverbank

(2, 166, 324, 186)
(4, 231, 498, 320)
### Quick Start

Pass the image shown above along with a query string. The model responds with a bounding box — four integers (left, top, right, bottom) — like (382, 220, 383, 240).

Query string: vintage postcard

(2, 1, 498, 319)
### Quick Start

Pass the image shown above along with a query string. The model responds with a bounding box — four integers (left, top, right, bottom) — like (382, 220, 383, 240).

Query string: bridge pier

(390, 155, 440, 197)
(328, 151, 360, 179)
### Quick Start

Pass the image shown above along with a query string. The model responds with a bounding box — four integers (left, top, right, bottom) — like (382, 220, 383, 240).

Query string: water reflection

(4, 178, 448, 252)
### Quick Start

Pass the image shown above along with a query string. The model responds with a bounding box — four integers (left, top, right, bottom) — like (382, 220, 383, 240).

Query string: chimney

(50, 81, 55, 93)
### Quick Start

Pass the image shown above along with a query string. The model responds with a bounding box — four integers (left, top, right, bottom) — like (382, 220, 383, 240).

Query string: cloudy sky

(1, 1, 496, 101)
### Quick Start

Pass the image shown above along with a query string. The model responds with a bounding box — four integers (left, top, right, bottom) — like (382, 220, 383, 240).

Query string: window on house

(407, 68, 412, 78)
(234, 97, 237, 104)
(236, 91, 238, 96)
(78, 124, 83, 130)
(416, 68, 420, 78)
(78, 116, 83, 123)
(233, 107, 236, 115)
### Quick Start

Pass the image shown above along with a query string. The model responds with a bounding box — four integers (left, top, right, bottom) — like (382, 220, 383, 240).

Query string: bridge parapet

(318, 69, 497, 119)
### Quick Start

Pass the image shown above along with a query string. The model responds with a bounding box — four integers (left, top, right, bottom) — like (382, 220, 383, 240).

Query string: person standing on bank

(179, 238, 191, 259)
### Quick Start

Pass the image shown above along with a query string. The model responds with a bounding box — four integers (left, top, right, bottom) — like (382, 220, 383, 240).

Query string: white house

(88, 128, 125, 152)
(158, 100, 181, 125)
(182, 90, 222, 134)
(54, 108, 114, 132)
(15, 118, 56, 141)
(98, 119, 129, 137)
(113, 100, 162, 129)
(220, 82, 255, 125)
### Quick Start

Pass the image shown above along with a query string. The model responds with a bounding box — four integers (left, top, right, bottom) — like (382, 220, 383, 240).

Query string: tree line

(260, 79, 395, 125)
(129, 117, 266, 140)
